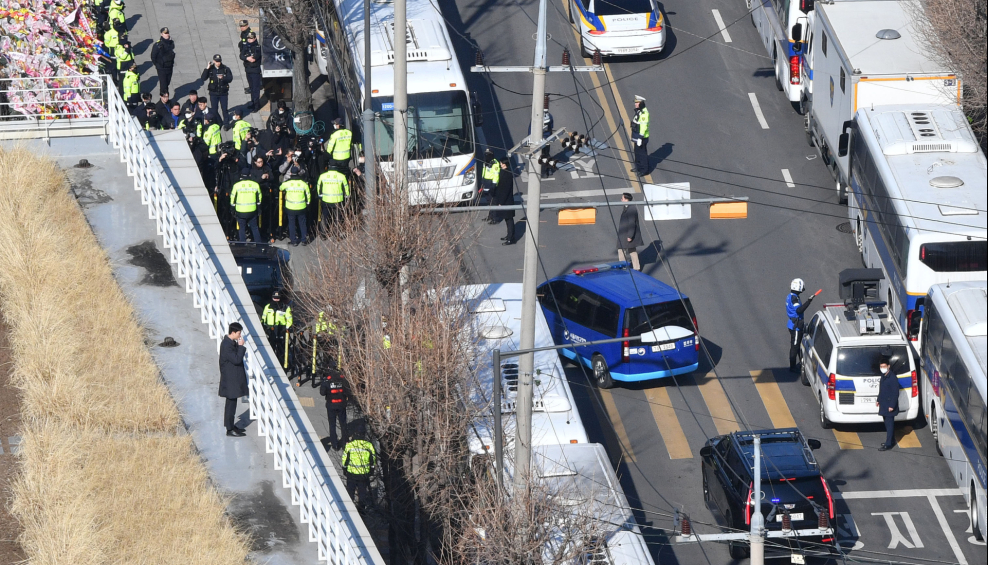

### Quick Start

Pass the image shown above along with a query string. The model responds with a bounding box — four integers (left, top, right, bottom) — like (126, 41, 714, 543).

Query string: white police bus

(919, 281, 987, 542)
(837, 105, 987, 346)
(750, 0, 813, 110)
(313, 0, 480, 204)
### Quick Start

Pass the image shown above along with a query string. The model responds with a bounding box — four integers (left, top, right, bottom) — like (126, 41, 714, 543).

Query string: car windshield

(594, 0, 653, 15)
(624, 298, 695, 336)
(836, 345, 908, 377)
(239, 262, 279, 288)
(373, 91, 474, 159)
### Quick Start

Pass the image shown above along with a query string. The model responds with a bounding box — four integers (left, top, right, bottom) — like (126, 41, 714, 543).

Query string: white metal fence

(101, 77, 383, 565)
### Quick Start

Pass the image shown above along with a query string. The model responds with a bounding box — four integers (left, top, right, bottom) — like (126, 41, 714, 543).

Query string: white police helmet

(790, 278, 805, 293)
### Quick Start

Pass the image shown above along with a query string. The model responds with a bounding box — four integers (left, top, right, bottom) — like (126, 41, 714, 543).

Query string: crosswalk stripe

(696, 372, 740, 435)
(749, 370, 797, 429)
(832, 429, 864, 449)
(895, 425, 923, 448)
(646, 388, 692, 459)
(599, 389, 638, 463)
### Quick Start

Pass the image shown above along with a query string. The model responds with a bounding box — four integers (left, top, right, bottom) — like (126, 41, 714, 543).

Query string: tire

(820, 394, 833, 429)
(702, 468, 711, 502)
(805, 111, 815, 148)
(800, 96, 810, 118)
(592, 354, 614, 389)
(855, 218, 864, 253)
(568, 1, 574, 23)
(931, 403, 943, 456)
(580, 37, 591, 59)
(838, 178, 848, 205)
(774, 55, 784, 91)
(726, 510, 749, 559)
(801, 363, 810, 386)
(973, 484, 985, 542)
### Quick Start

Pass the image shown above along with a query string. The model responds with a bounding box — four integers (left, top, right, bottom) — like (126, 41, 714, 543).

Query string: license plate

(651, 343, 676, 352)
(858, 396, 876, 404)
(615, 47, 640, 54)
(777, 513, 804, 522)
(791, 555, 805, 565)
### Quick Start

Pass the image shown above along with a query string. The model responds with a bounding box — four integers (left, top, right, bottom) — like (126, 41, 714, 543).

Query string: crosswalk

(594, 368, 924, 462)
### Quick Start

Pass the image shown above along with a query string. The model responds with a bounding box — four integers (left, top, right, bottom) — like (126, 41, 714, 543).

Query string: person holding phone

(218, 323, 249, 437)
(201, 54, 234, 129)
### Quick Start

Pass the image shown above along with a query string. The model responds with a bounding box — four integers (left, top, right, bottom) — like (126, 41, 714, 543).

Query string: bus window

(922, 302, 945, 363)
(919, 241, 988, 272)
(821, 33, 827, 57)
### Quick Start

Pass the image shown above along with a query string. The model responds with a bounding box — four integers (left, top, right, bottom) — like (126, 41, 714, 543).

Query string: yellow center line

(598, 388, 638, 462)
(749, 370, 797, 429)
(696, 372, 740, 435)
(895, 425, 923, 448)
(646, 387, 692, 459)
(832, 429, 864, 450)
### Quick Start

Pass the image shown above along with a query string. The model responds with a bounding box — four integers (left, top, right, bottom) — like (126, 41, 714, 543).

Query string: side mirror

(837, 132, 850, 157)
(699, 446, 713, 458)
(471, 92, 484, 127)
(792, 23, 803, 43)
(807, 439, 822, 450)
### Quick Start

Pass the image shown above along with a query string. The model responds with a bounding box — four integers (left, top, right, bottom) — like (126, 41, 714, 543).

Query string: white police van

(800, 270, 920, 429)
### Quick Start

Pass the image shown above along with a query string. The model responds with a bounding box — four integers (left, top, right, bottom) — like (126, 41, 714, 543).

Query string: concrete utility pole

(362, 0, 376, 217)
(751, 434, 765, 565)
(393, 0, 408, 206)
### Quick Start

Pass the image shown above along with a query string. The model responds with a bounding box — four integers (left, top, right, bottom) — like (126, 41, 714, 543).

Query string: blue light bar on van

(572, 261, 630, 275)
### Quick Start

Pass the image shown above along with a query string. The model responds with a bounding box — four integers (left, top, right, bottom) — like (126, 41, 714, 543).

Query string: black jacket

(617, 205, 643, 249)
(218, 335, 249, 398)
(319, 372, 349, 409)
(150, 37, 176, 68)
(877, 370, 900, 416)
(201, 63, 234, 95)
(181, 99, 202, 120)
(241, 41, 262, 75)
(491, 169, 515, 221)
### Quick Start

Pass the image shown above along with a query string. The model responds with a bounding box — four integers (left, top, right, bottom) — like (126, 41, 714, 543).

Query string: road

(441, 0, 986, 562)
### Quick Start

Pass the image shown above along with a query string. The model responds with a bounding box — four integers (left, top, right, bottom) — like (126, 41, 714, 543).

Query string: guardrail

(100, 76, 383, 565)
(0, 75, 109, 141)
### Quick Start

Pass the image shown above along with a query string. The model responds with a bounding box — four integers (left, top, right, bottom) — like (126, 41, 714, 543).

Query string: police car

(800, 270, 920, 429)
(569, 0, 667, 57)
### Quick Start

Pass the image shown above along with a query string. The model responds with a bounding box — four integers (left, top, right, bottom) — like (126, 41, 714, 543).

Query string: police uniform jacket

(218, 335, 248, 398)
(241, 41, 262, 75)
(150, 37, 175, 69)
(617, 205, 643, 249)
(201, 63, 233, 95)
(319, 371, 349, 409)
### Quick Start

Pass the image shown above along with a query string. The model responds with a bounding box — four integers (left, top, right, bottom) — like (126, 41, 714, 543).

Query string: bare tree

(241, 0, 315, 113)
(916, 0, 988, 146)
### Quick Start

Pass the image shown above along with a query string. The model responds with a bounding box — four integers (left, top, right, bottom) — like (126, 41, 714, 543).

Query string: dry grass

(0, 147, 251, 564)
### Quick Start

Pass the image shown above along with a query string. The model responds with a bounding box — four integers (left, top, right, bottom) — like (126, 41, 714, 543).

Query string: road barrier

(91, 76, 381, 565)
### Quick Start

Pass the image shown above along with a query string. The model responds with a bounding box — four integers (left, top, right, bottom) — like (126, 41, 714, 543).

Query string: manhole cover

(836, 222, 852, 233)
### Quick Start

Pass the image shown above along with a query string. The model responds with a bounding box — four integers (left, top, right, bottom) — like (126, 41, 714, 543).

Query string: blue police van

(536, 262, 699, 388)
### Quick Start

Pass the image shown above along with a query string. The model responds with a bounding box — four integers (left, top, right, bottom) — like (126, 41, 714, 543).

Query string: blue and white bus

(750, 0, 813, 111)
(919, 282, 987, 541)
(838, 104, 987, 346)
(313, 0, 480, 204)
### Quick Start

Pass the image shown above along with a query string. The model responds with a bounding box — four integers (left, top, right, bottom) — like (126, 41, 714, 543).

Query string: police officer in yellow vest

(120, 62, 140, 108)
(316, 168, 349, 233)
(261, 290, 293, 363)
(342, 429, 376, 507)
(115, 39, 135, 95)
(280, 169, 311, 246)
(231, 108, 251, 151)
(230, 171, 262, 242)
(481, 148, 501, 223)
(202, 114, 222, 156)
(324, 118, 353, 171)
(107, 0, 125, 30)
(631, 94, 650, 176)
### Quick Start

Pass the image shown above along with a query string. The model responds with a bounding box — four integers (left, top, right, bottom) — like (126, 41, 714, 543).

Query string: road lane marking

(832, 429, 864, 450)
(598, 388, 638, 462)
(782, 168, 795, 188)
(895, 425, 923, 448)
(696, 372, 740, 435)
(929, 494, 969, 564)
(646, 387, 692, 459)
(833, 488, 962, 499)
(748, 93, 770, 129)
(749, 369, 797, 428)
(711, 9, 733, 43)
(872, 511, 924, 549)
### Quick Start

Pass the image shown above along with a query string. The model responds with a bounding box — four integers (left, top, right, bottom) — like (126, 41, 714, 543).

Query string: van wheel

(592, 354, 614, 389)
(726, 510, 749, 558)
(702, 468, 710, 502)
(973, 484, 984, 541)
(800, 363, 810, 386)
(580, 37, 590, 59)
(820, 395, 833, 429)
(931, 403, 943, 456)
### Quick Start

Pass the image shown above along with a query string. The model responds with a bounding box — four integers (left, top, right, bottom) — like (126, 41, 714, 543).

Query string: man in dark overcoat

(617, 192, 643, 270)
(877, 356, 900, 451)
(219, 322, 249, 437)
(492, 160, 516, 245)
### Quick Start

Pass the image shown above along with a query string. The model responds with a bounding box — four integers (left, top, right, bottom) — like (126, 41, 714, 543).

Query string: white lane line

(748, 92, 770, 129)
(711, 9, 733, 43)
(929, 495, 969, 565)
(782, 168, 795, 188)
(834, 488, 963, 499)
(540, 188, 629, 200)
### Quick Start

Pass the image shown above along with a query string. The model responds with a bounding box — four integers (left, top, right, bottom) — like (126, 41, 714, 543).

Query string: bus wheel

(819, 395, 833, 429)
(774, 57, 784, 91)
(591, 354, 614, 389)
(931, 403, 943, 456)
(804, 113, 815, 147)
(838, 178, 848, 205)
(972, 484, 984, 541)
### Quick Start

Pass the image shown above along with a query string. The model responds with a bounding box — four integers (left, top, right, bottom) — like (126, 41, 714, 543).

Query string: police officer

(250, 155, 277, 242)
(107, 0, 125, 30)
(342, 431, 376, 507)
(201, 54, 233, 129)
(230, 170, 262, 242)
(319, 368, 348, 450)
(201, 114, 222, 156)
(237, 19, 252, 55)
(316, 167, 349, 233)
(786, 278, 815, 373)
(324, 118, 353, 171)
(631, 94, 650, 176)
(150, 27, 175, 96)
(481, 149, 500, 223)
(240, 31, 263, 112)
(115, 39, 135, 92)
(280, 169, 311, 246)
(230, 108, 251, 150)
(119, 62, 140, 109)
(262, 290, 293, 365)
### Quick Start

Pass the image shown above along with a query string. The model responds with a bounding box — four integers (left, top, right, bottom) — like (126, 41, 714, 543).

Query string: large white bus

(837, 104, 987, 345)
(919, 282, 987, 541)
(313, 0, 480, 204)
(750, 0, 813, 110)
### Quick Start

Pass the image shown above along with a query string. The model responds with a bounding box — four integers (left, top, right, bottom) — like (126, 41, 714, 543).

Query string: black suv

(700, 428, 835, 560)
(230, 242, 292, 314)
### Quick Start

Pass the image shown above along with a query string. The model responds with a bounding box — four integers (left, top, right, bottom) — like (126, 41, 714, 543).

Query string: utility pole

(362, 0, 376, 219)
(751, 434, 765, 565)
(471, 0, 602, 498)
(393, 0, 408, 207)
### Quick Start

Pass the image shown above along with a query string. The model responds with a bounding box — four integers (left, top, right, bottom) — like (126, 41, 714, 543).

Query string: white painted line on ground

(711, 9, 733, 43)
(834, 488, 963, 500)
(748, 93, 770, 129)
(540, 188, 629, 200)
(929, 495, 969, 564)
(782, 168, 795, 188)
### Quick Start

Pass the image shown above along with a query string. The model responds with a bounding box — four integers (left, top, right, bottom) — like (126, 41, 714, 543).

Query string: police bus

(313, 0, 479, 204)
(750, 0, 813, 111)
(837, 104, 987, 347)
(919, 281, 987, 542)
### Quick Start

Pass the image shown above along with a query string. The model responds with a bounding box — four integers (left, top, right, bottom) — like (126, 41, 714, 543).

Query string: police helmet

(790, 278, 805, 293)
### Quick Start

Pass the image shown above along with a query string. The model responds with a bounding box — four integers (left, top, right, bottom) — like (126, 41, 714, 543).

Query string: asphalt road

(441, 0, 986, 562)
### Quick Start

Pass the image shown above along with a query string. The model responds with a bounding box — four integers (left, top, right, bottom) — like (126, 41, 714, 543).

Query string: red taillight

(906, 309, 919, 341)
(821, 477, 834, 519)
(911, 370, 918, 398)
(789, 56, 801, 85)
(572, 267, 599, 275)
(827, 373, 836, 401)
(745, 482, 753, 525)
(646, 25, 662, 32)
(588, 30, 606, 36)
(622, 328, 630, 363)
(692, 316, 699, 351)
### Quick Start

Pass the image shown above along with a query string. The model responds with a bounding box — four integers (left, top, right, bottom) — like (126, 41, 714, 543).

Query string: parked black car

(700, 428, 836, 560)
(230, 242, 291, 315)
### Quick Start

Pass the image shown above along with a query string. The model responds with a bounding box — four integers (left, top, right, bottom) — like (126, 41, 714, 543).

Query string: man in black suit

(218, 322, 249, 437)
